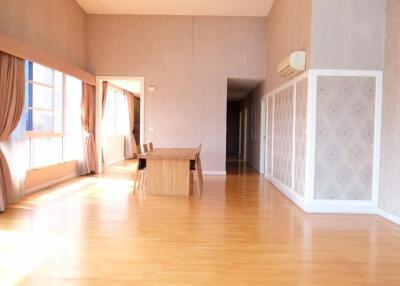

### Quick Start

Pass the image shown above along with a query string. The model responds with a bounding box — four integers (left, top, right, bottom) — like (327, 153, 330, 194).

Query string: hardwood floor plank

(0, 160, 399, 285)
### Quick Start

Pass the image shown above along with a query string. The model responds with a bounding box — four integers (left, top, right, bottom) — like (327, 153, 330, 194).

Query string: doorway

(95, 76, 145, 173)
(226, 78, 263, 173)
(243, 108, 248, 161)
(226, 101, 241, 159)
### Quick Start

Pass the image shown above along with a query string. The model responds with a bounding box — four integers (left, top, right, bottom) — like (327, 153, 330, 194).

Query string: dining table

(138, 148, 200, 196)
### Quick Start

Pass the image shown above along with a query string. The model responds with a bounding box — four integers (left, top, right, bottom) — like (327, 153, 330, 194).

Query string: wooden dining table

(138, 148, 200, 196)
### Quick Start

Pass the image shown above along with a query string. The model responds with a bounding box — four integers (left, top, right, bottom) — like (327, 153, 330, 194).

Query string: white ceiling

(227, 78, 263, 101)
(75, 0, 274, 17)
(109, 79, 142, 94)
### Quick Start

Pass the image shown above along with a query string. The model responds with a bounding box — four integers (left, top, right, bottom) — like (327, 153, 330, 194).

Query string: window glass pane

(53, 73, 63, 133)
(54, 71, 63, 109)
(64, 75, 83, 161)
(104, 90, 116, 135)
(31, 137, 62, 168)
(32, 110, 53, 131)
(25, 81, 33, 131)
(25, 110, 33, 131)
(54, 110, 62, 133)
(25, 61, 64, 134)
(30, 83, 53, 109)
(25, 61, 32, 81)
(32, 63, 54, 85)
(115, 91, 126, 135)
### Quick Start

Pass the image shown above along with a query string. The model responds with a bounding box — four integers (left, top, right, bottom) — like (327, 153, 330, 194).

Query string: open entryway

(95, 77, 144, 173)
(226, 78, 264, 174)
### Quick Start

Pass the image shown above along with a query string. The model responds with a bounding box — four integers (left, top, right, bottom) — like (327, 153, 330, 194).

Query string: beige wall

(266, 0, 385, 93)
(380, 0, 400, 217)
(311, 0, 385, 70)
(87, 15, 266, 172)
(103, 135, 126, 166)
(0, 0, 87, 70)
(265, 0, 312, 93)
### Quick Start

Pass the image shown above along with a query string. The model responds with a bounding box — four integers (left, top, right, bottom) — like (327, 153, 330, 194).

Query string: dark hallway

(226, 101, 241, 158)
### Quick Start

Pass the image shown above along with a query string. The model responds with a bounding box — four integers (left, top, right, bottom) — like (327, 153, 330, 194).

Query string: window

(63, 75, 84, 162)
(104, 87, 127, 135)
(115, 91, 127, 135)
(104, 89, 116, 135)
(30, 137, 63, 168)
(24, 61, 83, 169)
(25, 62, 63, 135)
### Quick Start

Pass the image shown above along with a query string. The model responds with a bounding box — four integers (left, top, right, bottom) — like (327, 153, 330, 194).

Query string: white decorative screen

(267, 96, 274, 174)
(294, 79, 308, 196)
(272, 87, 294, 187)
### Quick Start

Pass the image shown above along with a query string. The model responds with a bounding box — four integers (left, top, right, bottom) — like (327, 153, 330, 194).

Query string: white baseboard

(264, 175, 400, 225)
(305, 200, 376, 214)
(265, 173, 307, 211)
(203, 171, 227, 176)
(25, 173, 78, 194)
(376, 208, 400, 225)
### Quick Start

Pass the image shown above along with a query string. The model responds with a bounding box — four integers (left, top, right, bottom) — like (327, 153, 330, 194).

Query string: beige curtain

(126, 91, 137, 157)
(81, 82, 98, 174)
(102, 81, 108, 116)
(0, 51, 25, 212)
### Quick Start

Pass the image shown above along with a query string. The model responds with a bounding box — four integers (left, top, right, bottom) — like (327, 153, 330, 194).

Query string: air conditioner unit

(277, 51, 306, 78)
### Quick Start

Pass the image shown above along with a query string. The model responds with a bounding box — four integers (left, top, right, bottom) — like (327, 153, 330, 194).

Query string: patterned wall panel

(315, 76, 375, 200)
(267, 96, 274, 174)
(294, 79, 308, 196)
(273, 87, 294, 187)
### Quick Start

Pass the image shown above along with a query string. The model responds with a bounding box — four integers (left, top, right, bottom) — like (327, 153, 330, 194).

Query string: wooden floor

(1, 160, 400, 285)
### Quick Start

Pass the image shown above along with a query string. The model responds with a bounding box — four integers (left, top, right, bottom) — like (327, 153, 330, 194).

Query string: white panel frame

(263, 72, 308, 206)
(308, 69, 383, 212)
(271, 96, 275, 176)
(259, 98, 266, 173)
(304, 70, 317, 204)
(262, 69, 392, 221)
(291, 80, 297, 190)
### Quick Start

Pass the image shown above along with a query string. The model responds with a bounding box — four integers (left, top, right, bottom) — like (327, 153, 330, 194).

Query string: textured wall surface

(87, 15, 266, 172)
(379, 0, 400, 217)
(311, 0, 385, 70)
(0, 0, 87, 70)
(294, 79, 308, 196)
(314, 76, 376, 200)
(265, 0, 312, 93)
(272, 87, 294, 187)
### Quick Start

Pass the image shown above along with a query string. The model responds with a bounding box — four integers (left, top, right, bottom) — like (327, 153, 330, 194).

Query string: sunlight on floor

(0, 162, 139, 285)
(0, 160, 399, 285)
(0, 230, 64, 286)
(22, 162, 138, 205)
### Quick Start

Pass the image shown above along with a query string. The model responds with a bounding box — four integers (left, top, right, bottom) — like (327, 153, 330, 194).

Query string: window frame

(24, 61, 76, 169)
(25, 61, 65, 139)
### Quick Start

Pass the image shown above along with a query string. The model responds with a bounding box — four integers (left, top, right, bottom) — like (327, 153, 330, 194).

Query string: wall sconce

(148, 85, 157, 92)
